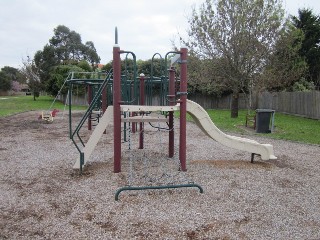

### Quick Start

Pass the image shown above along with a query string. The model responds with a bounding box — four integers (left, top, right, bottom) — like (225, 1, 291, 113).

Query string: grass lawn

(201, 109, 320, 145)
(0, 95, 86, 117)
(1, 95, 319, 145)
(185, 109, 320, 145)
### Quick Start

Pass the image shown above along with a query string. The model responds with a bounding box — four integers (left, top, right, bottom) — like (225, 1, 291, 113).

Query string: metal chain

(125, 111, 134, 186)
(123, 110, 193, 187)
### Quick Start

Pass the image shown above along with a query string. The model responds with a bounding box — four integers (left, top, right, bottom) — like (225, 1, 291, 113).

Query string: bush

(292, 78, 315, 91)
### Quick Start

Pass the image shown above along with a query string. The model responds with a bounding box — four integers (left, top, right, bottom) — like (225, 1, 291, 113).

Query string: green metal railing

(70, 70, 113, 171)
(115, 183, 204, 201)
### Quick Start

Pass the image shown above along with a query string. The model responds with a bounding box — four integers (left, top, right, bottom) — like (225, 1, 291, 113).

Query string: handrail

(71, 69, 113, 156)
(121, 50, 137, 105)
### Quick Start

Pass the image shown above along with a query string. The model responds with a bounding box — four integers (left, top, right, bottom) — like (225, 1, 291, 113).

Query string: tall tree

(292, 8, 320, 87)
(31, 25, 100, 95)
(183, 0, 285, 117)
(83, 41, 100, 66)
(34, 44, 57, 85)
(49, 25, 81, 63)
(261, 22, 307, 91)
(48, 25, 100, 65)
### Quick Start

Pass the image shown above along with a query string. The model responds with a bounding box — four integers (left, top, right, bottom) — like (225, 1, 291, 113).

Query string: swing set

(38, 77, 70, 123)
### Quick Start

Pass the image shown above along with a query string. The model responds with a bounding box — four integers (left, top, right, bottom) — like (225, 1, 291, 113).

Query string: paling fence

(188, 91, 320, 120)
(257, 91, 320, 120)
(60, 90, 320, 120)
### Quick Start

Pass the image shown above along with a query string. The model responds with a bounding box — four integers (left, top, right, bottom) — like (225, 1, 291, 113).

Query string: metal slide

(186, 100, 277, 160)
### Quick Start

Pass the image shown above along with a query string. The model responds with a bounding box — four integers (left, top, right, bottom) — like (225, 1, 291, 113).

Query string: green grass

(0, 95, 86, 117)
(183, 109, 320, 145)
(267, 113, 320, 145)
(1, 96, 319, 145)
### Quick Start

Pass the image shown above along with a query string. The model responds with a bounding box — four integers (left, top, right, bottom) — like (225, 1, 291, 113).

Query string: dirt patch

(268, 155, 295, 169)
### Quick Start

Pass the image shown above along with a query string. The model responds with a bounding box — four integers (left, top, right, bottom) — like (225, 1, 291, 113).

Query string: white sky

(1, 0, 320, 69)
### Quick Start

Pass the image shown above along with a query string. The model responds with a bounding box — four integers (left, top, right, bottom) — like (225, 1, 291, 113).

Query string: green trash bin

(255, 109, 275, 133)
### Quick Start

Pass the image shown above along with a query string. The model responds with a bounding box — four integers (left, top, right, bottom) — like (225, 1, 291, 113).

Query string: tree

(1, 66, 25, 83)
(77, 60, 92, 72)
(183, 0, 285, 117)
(83, 41, 100, 66)
(31, 25, 101, 95)
(49, 25, 81, 63)
(48, 25, 100, 65)
(11, 81, 21, 92)
(20, 56, 43, 100)
(137, 58, 166, 77)
(101, 61, 112, 73)
(292, 8, 320, 87)
(34, 44, 58, 85)
(0, 71, 11, 91)
(187, 54, 230, 96)
(261, 22, 307, 91)
(47, 65, 85, 96)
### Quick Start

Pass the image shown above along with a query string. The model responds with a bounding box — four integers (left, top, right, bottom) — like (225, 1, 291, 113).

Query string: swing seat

(41, 109, 59, 122)
(41, 112, 53, 122)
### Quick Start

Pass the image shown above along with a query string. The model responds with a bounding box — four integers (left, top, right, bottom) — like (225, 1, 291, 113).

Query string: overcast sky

(1, 0, 320, 69)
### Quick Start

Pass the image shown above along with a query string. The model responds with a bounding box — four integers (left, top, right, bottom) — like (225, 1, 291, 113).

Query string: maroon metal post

(168, 67, 175, 158)
(113, 45, 122, 173)
(87, 85, 92, 130)
(102, 84, 107, 134)
(139, 73, 145, 149)
(179, 47, 188, 171)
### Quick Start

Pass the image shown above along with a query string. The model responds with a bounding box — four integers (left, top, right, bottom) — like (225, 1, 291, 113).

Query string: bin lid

(255, 109, 275, 113)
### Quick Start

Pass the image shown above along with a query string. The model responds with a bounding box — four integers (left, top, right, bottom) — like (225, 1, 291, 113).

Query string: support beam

(168, 67, 175, 158)
(139, 73, 145, 149)
(179, 47, 188, 171)
(87, 85, 92, 131)
(113, 45, 122, 173)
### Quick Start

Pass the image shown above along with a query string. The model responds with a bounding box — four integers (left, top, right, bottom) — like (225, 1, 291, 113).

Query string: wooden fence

(60, 90, 320, 120)
(257, 91, 320, 120)
(189, 91, 320, 120)
(188, 93, 248, 110)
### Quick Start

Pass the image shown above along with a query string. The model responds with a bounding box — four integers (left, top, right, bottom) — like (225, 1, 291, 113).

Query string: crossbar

(121, 116, 168, 123)
(121, 105, 179, 112)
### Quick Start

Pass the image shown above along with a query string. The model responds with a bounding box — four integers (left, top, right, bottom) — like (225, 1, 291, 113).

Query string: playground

(0, 107, 319, 239)
(1, 37, 320, 238)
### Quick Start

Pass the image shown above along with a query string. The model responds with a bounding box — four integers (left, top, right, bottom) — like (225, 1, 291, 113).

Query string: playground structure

(65, 31, 276, 199)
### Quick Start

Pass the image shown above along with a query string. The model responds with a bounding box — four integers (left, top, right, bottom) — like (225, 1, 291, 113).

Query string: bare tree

(183, 0, 285, 117)
(20, 56, 42, 100)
